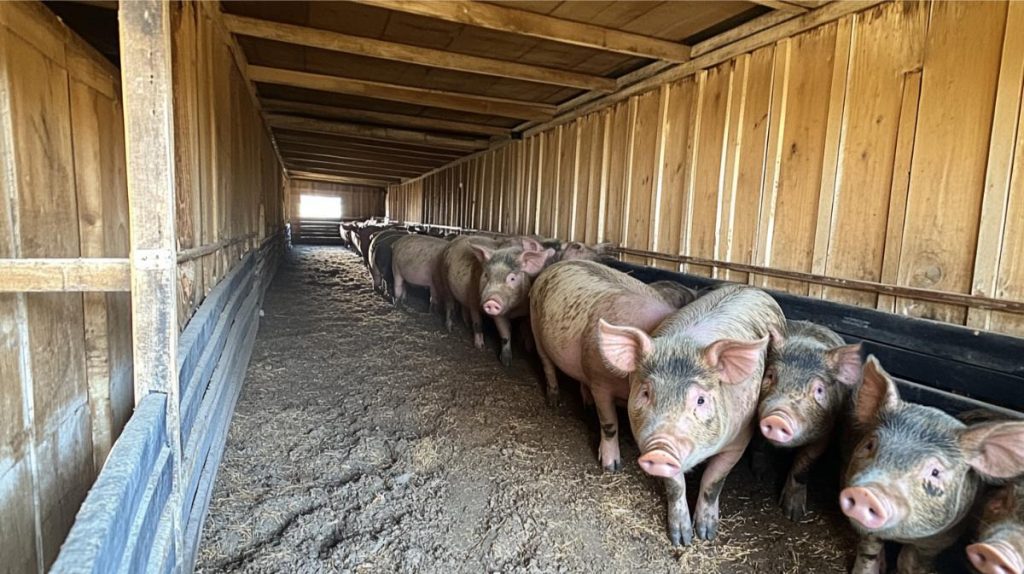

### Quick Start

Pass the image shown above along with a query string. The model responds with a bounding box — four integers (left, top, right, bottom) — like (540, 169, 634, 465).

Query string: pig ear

(596, 319, 652, 376)
(768, 324, 786, 352)
(959, 421, 1024, 480)
(593, 242, 615, 254)
(521, 248, 555, 275)
(826, 343, 864, 386)
(470, 244, 493, 262)
(853, 355, 900, 425)
(703, 336, 769, 385)
(521, 237, 543, 252)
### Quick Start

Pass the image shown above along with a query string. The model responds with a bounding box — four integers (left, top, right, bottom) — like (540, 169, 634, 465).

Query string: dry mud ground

(198, 246, 866, 573)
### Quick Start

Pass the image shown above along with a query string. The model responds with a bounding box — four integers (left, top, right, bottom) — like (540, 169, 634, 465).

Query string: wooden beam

(118, 0, 183, 565)
(0, 259, 130, 292)
(248, 65, 555, 121)
(288, 170, 394, 187)
(284, 158, 423, 177)
(223, 13, 616, 92)
(746, 1, 809, 13)
(355, 0, 692, 62)
(277, 145, 448, 168)
(261, 98, 509, 136)
(285, 163, 405, 182)
(273, 133, 464, 159)
(268, 114, 489, 150)
(280, 152, 437, 172)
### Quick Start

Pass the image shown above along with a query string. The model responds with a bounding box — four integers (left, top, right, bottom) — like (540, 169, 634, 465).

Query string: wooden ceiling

(52, 0, 835, 187)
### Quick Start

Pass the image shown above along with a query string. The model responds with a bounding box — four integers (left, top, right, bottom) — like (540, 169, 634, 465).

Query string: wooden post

(119, 0, 183, 564)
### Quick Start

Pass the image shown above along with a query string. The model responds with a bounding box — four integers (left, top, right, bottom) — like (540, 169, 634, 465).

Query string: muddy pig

(390, 234, 449, 315)
(368, 228, 409, 297)
(757, 320, 863, 520)
(440, 235, 515, 349)
(472, 237, 557, 366)
(648, 280, 699, 308)
(968, 479, 1024, 574)
(841, 356, 1024, 574)
(596, 284, 782, 546)
(530, 259, 678, 471)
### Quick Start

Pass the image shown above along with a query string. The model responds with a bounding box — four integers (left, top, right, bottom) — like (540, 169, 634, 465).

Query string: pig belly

(544, 341, 586, 383)
(402, 262, 436, 289)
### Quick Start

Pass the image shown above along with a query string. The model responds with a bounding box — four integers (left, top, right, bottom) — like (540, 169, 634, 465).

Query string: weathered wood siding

(388, 1, 1024, 337)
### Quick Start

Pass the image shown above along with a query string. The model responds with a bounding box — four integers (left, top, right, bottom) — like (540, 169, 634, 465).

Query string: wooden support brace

(0, 258, 130, 291)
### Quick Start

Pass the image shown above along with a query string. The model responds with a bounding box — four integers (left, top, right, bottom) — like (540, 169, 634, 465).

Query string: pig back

(654, 284, 784, 349)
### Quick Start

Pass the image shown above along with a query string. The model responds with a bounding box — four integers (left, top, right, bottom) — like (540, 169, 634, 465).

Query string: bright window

(298, 195, 342, 219)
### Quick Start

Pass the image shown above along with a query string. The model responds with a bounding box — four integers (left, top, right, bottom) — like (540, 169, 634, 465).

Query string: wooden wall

(389, 1, 1024, 338)
(285, 178, 385, 222)
(173, 2, 285, 328)
(0, 4, 132, 571)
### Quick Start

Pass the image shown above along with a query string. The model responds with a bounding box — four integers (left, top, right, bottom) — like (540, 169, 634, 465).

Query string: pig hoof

(669, 525, 693, 547)
(546, 391, 561, 408)
(602, 459, 622, 473)
(695, 517, 719, 541)
(780, 487, 807, 521)
(500, 349, 512, 367)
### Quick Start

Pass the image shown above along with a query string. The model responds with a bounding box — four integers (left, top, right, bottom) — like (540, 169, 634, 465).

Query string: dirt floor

(196, 245, 861, 573)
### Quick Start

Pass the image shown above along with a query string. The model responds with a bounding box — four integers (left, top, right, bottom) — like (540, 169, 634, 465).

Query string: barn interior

(1, 1, 1023, 573)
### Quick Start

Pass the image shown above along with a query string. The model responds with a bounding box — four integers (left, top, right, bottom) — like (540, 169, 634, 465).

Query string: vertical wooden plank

(688, 64, 733, 277)
(824, 2, 927, 308)
(119, 0, 183, 565)
(625, 90, 661, 260)
(538, 129, 559, 237)
(753, 38, 791, 286)
(573, 115, 593, 242)
(648, 85, 670, 256)
(603, 101, 632, 245)
(583, 111, 608, 244)
(527, 136, 540, 234)
(759, 24, 839, 295)
(969, 1, 1024, 333)
(896, 1, 1007, 323)
(557, 123, 577, 239)
(654, 77, 697, 270)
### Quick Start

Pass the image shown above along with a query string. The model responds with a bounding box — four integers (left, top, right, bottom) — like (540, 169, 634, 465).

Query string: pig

(596, 284, 783, 546)
(368, 229, 409, 297)
(557, 240, 614, 262)
(648, 280, 700, 308)
(840, 356, 1024, 574)
(440, 235, 515, 349)
(757, 320, 863, 520)
(390, 234, 449, 315)
(968, 479, 1024, 574)
(529, 259, 678, 470)
(472, 237, 557, 364)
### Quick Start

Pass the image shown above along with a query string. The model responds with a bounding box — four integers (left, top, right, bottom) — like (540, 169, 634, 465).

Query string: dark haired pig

(530, 260, 678, 469)
(472, 237, 557, 366)
(390, 235, 449, 315)
(597, 284, 783, 546)
(968, 479, 1024, 574)
(841, 357, 1024, 574)
(757, 320, 862, 520)
(368, 229, 409, 297)
(648, 280, 699, 308)
(440, 235, 515, 349)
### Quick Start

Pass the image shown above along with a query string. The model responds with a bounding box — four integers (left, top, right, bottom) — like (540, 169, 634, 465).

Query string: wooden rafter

(287, 170, 396, 187)
(273, 133, 465, 159)
(223, 14, 616, 92)
(745, 0, 809, 13)
(268, 114, 488, 150)
(279, 148, 444, 170)
(261, 98, 509, 137)
(249, 65, 556, 121)
(354, 0, 692, 62)
(283, 157, 424, 177)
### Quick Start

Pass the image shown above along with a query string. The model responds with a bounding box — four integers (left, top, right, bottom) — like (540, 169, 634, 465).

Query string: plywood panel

(896, 1, 1007, 323)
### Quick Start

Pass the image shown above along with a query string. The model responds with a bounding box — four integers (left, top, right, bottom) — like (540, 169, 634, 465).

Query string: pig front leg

(781, 434, 829, 521)
(694, 434, 750, 541)
(852, 535, 886, 574)
(664, 474, 693, 546)
(535, 342, 560, 407)
(592, 387, 621, 472)
(469, 306, 484, 349)
(494, 315, 513, 367)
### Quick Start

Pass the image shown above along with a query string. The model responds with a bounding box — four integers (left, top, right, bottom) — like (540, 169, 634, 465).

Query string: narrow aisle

(197, 246, 851, 573)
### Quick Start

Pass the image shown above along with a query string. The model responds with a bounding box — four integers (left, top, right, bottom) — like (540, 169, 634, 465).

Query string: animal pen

(0, 1, 1023, 573)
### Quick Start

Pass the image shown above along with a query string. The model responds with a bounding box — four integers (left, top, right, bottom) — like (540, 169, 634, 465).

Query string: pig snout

(637, 436, 690, 478)
(482, 297, 504, 316)
(968, 541, 1024, 574)
(840, 486, 892, 530)
(760, 412, 797, 444)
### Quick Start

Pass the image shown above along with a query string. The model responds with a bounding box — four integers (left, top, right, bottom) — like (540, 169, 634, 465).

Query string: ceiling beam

(354, 0, 692, 63)
(745, 0, 809, 13)
(273, 133, 465, 159)
(261, 98, 509, 137)
(278, 147, 446, 169)
(224, 14, 616, 92)
(288, 170, 394, 187)
(284, 157, 425, 177)
(268, 114, 489, 150)
(249, 65, 555, 121)
(286, 164, 404, 182)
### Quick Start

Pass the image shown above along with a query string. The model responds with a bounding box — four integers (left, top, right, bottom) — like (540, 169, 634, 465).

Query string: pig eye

(634, 382, 652, 407)
(506, 272, 517, 284)
(697, 395, 706, 406)
(930, 468, 941, 478)
(861, 437, 876, 455)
